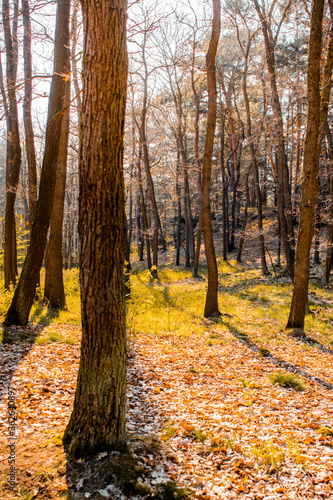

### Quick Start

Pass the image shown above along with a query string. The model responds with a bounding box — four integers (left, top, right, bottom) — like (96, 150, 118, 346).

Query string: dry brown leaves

(0, 323, 333, 499)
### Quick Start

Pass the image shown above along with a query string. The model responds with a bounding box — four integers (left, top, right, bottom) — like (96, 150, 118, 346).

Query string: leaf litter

(0, 272, 333, 499)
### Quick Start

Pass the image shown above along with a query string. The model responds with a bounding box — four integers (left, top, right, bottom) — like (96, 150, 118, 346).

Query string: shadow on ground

(224, 321, 333, 391)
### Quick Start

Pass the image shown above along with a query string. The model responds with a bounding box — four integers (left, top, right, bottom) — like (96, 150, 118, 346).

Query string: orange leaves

(126, 330, 333, 498)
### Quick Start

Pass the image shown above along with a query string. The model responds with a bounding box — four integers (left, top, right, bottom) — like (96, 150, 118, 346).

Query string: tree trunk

(70, 0, 82, 118)
(63, 0, 127, 458)
(221, 76, 238, 252)
(237, 167, 250, 263)
(239, 35, 268, 275)
(313, 203, 321, 264)
(219, 106, 229, 261)
(22, 0, 38, 233)
(201, 0, 220, 318)
(192, 47, 202, 277)
(175, 151, 181, 266)
(252, 0, 295, 280)
(322, 121, 333, 287)
(44, 73, 70, 310)
(5, 0, 71, 326)
(287, 0, 331, 331)
(3, 0, 22, 289)
(140, 106, 159, 278)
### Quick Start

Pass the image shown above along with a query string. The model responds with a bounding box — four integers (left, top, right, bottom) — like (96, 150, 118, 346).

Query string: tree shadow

(300, 335, 333, 356)
(0, 324, 45, 404)
(30, 303, 61, 326)
(64, 368, 194, 499)
(223, 321, 333, 391)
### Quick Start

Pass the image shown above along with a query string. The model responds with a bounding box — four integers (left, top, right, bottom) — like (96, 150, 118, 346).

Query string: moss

(317, 427, 333, 437)
(259, 347, 271, 357)
(155, 481, 194, 499)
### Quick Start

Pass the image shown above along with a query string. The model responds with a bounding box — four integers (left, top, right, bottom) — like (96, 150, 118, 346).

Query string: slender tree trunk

(3, 0, 21, 289)
(183, 169, 191, 268)
(313, 203, 321, 264)
(201, 0, 220, 318)
(293, 16, 301, 212)
(140, 99, 159, 278)
(219, 106, 228, 261)
(221, 77, 238, 252)
(44, 74, 70, 310)
(237, 167, 250, 263)
(63, 0, 128, 458)
(252, 0, 295, 280)
(70, 0, 82, 115)
(287, 0, 331, 331)
(277, 215, 281, 266)
(5, 0, 71, 326)
(192, 50, 202, 277)
(175, 152, 181, 266)
(142, 189, 152, 270)
(22, 0, 38, 232)
(322, 121, 333, 286)
(239, 36, 268, 275)
(136, 146, 144, 261)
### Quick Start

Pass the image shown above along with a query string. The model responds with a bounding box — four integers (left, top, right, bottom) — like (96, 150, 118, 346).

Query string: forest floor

(0, 213, 333, 499)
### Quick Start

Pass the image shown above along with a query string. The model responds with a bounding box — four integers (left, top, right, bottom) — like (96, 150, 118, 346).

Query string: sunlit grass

(0, 256, 332, 346)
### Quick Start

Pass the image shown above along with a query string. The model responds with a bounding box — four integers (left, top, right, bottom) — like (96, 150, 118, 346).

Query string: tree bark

(22, 0, 38, 233)
(70, 0, 82, 118)
(175, 151, 181, 266)
(322, 121, 333, 287)
(3, 0, 21, 289)
(237, 167, 250, 263)
(238, 31, 268, 275)
(201, 0, 220, 318)
(63, 0, 128, 458)
(252, 0, 295, 280)
(5, 0, 71, 326)
(136, 146, 144, 261)
(44, 73, 70, 310)
(287, 0, 331, 331)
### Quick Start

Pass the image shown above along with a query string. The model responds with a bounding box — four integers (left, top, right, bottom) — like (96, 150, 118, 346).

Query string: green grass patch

(269, 371, 306, 391)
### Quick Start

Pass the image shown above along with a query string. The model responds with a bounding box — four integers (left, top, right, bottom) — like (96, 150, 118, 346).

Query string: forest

(0, 0, 333, 498)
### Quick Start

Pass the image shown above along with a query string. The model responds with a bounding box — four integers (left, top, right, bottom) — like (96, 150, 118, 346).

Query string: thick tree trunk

(201, 0, 220, 318)
(287, 0, 331, 331)
(5, 0, 71, 326)
(44, 75, 70, 310)
(63, 0, 128, 458)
